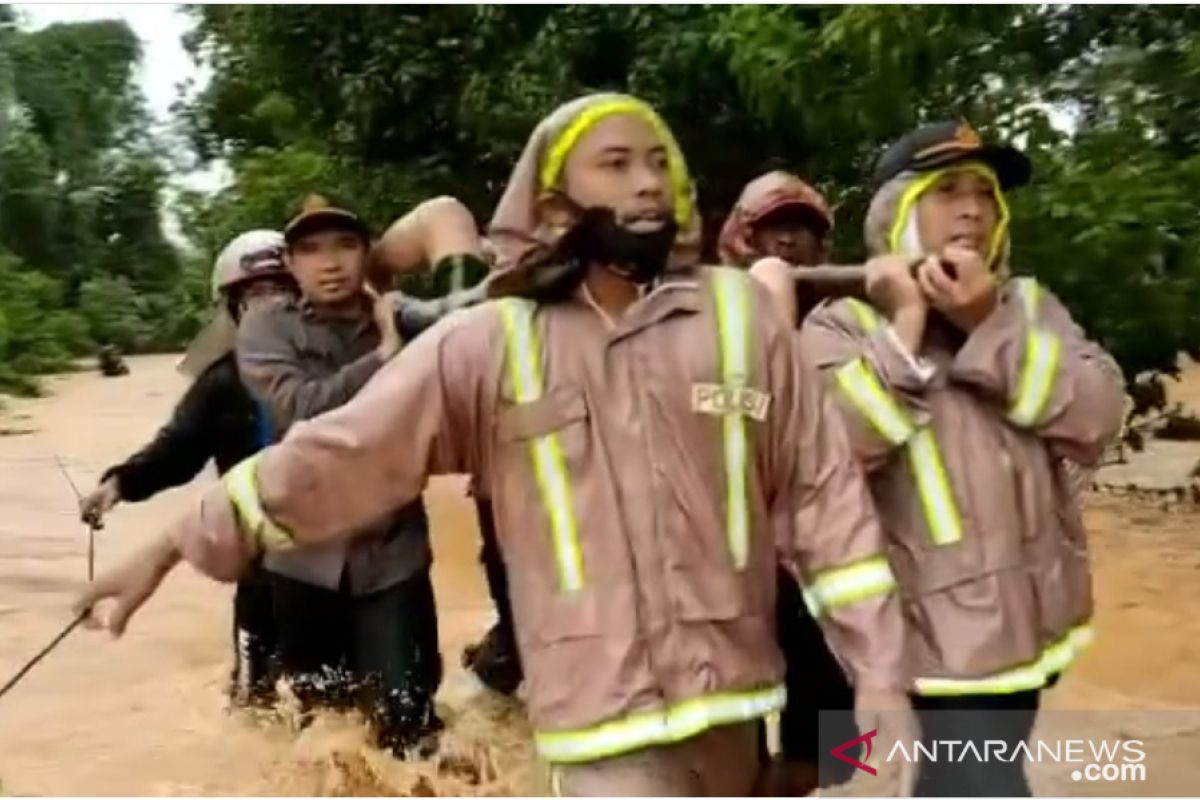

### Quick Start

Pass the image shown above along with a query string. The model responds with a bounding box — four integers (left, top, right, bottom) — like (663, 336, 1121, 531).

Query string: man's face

(915, 167, 999, 256)
(285, 228, 367, 306)
(560, 113, 673, 233)
(749, 206, 826, 266)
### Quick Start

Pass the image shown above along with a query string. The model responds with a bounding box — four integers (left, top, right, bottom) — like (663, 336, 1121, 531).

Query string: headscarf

(863, 162, 1012, 277)
(487, 93, 701, 271)
(717, 171, 834, 267)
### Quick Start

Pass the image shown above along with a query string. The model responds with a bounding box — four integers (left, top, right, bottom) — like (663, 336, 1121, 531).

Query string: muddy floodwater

(2, 355, 1200, 795)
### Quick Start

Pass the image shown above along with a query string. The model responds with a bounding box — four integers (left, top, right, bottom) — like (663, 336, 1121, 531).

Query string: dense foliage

(0, 7, 198, 394)
(3, 5, 1200, 395)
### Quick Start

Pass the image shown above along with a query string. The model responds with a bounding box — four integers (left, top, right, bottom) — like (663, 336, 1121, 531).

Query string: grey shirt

(236, 294, 431, 594)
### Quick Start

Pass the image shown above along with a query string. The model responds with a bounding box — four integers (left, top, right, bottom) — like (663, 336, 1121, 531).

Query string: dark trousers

(912, 689, 1042, 797)
(270, 567, 442, 744)
(776, 567, 859, 783)
(475, 499, 516, 640)
(230, 560, 277, 701)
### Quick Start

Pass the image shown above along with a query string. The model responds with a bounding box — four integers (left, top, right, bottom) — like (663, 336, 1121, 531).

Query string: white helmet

(211, 229, 288, 300)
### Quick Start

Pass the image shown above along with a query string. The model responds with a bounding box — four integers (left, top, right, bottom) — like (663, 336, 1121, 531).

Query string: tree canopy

(3, 5, 1200, 394)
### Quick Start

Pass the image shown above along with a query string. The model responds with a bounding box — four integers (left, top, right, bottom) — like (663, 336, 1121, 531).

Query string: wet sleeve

(768, 317, 909, 693)
(800, 300, 933, 472)
(949, 278, 1125, 466)
(103, 364, 223, 501)
(168, 305, 497, 582)
(236, 306, 383, 429)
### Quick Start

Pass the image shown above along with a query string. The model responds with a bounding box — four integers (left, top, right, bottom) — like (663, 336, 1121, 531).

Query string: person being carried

(79, 230, 297, 708)
(233, 195, 443, 757)
(718, 170, 836, 328)
(718, 171, 859, 792)
(801, 121, 1125, 796)
(372, 198, 525, 697)
(77, 94, 915, 797)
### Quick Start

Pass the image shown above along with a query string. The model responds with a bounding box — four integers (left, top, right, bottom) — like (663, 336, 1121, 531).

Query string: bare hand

(748, 256, 799, 328)
(72, 533, 181, 637)
(865, 255, 927, 316)
(79, 477, 120, 528)
(370, 290, 403, 359)
(853, 688, 920, 797)
(917, 245, 997, 331)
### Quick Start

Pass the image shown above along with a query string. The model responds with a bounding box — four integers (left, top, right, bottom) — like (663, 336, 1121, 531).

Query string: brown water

(0, 356, 534, 795)
(2, 356, 1199, 795)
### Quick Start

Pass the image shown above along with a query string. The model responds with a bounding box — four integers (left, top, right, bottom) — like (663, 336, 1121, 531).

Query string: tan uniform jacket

(801, 277, 1124, 695)
(174, 266, 906, 763)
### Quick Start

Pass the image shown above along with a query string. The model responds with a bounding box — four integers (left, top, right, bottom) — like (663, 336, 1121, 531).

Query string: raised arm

(75, 306, 499, 636)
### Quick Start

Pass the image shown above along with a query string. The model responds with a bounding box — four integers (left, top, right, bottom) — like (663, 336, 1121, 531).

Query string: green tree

(178, 5, 1200, 382)
(0, 10, 184, 394)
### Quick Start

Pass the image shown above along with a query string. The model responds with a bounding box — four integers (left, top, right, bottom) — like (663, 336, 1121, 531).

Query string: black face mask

(556, 205, 678, 285)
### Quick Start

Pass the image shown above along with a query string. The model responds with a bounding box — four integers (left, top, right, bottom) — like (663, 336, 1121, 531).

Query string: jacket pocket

(496, 385, 588, 442)
(668, 563, 749, 622)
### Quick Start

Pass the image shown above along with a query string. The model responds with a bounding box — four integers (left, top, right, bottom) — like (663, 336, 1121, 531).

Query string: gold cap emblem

(955, 123, 982, 148)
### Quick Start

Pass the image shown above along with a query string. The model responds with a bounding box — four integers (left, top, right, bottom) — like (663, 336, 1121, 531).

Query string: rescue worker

(718, 172, 858, 792)
(76, 94, 915, 796)
(78, 230, 297, 707)
(234, 195, 442, 757)
(800, 121, 1125, 796)
(372, 197, 524, 696)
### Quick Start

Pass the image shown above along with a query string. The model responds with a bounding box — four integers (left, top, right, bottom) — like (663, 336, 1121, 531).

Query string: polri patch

(691, 383, 772, 421)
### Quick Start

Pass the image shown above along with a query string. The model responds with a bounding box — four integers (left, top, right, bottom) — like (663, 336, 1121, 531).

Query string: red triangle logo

(831, 728, 878, 776)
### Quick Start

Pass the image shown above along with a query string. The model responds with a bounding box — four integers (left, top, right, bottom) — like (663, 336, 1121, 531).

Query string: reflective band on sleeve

(804, 555, 897, 616)
(498, 299, 585, 593)
(711, 268, 752, 570)
(534, 683, 786, 764)
(907, 428, 963, 545)
(915, 623, 1094, 696)
(846, 298, 880, 333)
(223, 454, 295, 551)
(1009, 329, 1062, 428)
(835, 358, 916, 446)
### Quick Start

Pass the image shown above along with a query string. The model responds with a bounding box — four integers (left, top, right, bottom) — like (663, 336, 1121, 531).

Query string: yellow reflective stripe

(801, 586, 823, 618)
(712, 268, 751, 570)
(805, 555, 896, 616)
(1015, 277, 1041, 320)
(534, 683, 787, 764)
(915, 623, 1095, 696)
(498, 299, 584, 592)
(1009, 328, 1062, 428)
(1008, 279, 1060, 429)
(907, 429, 963, 545)
(540, 97, 693, 228)
(499, 298, 542, 400)
(846, 298, 880, 333)
(835, 358, 916, 446)
(223, 455, 295, 551)
(841, 298, 962, 546)
(887, 163, 1011, 267)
